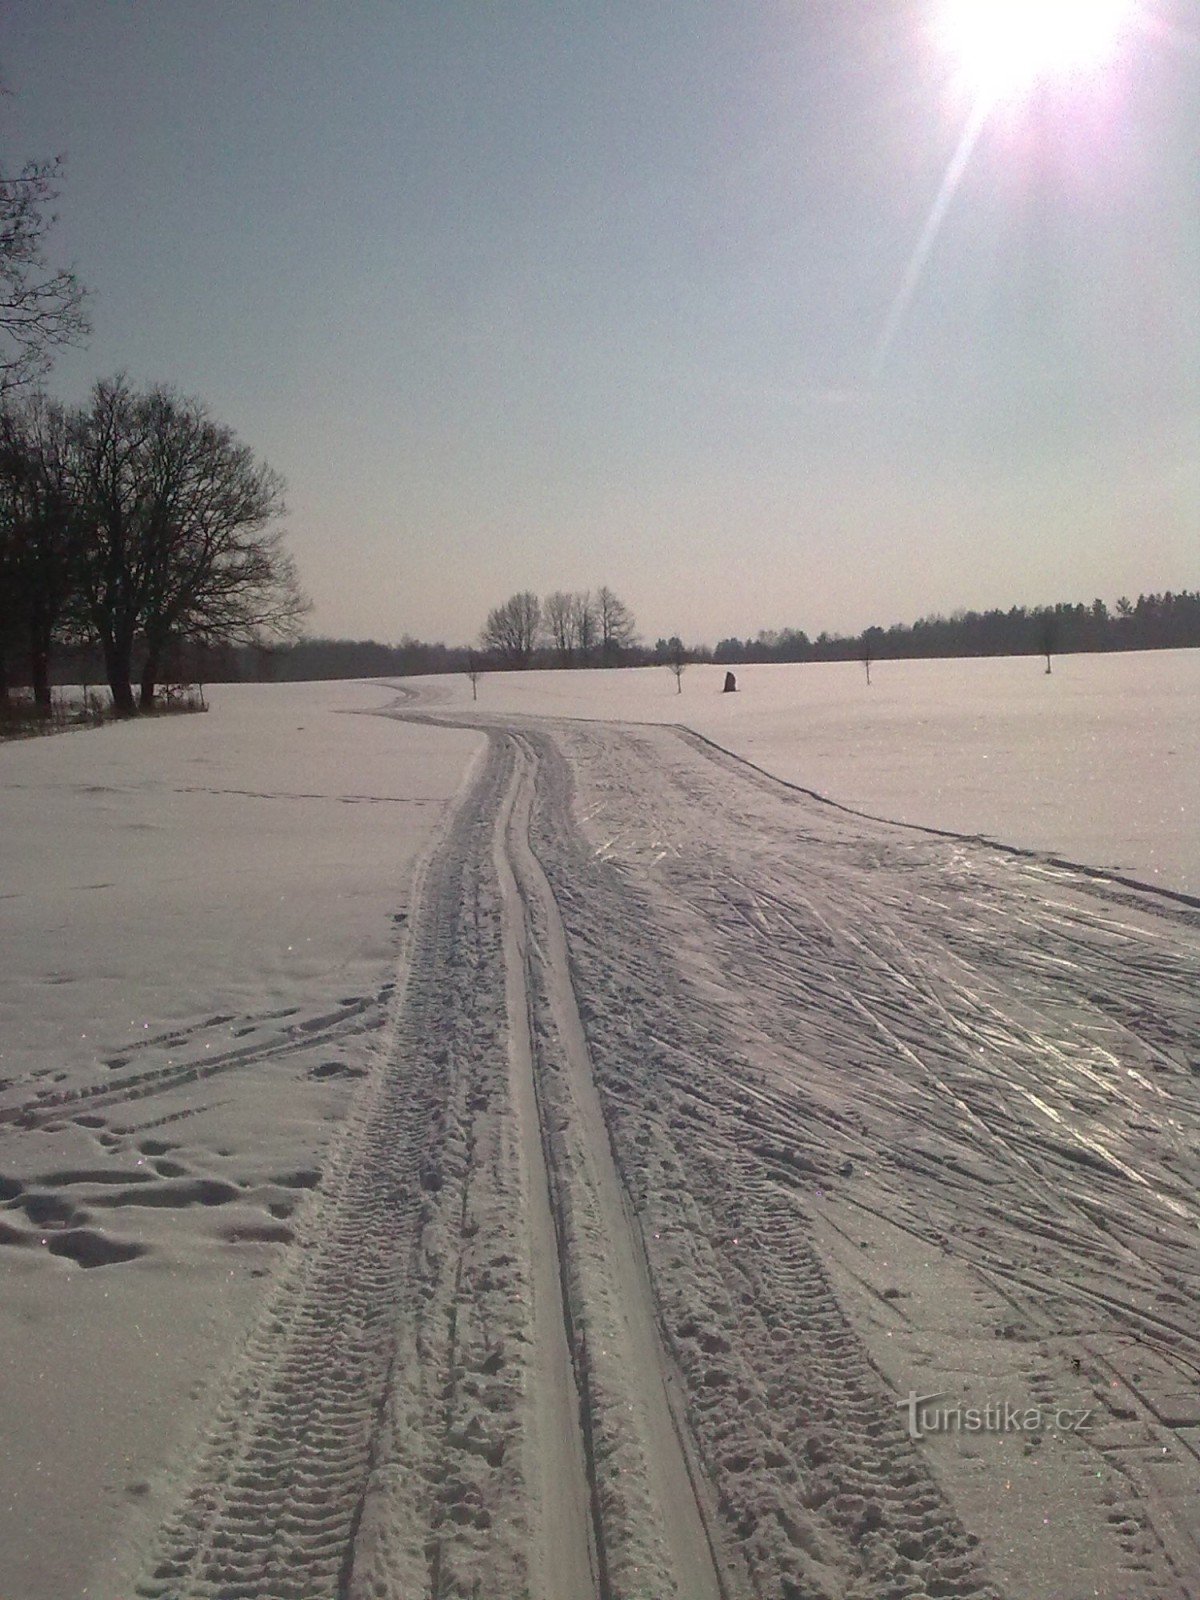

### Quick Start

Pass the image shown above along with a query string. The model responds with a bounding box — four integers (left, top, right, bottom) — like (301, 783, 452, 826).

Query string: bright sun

(936, 0, 1136, 101)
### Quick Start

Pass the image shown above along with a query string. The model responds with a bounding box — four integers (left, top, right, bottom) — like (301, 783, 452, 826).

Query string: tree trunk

(103, 634, 136, 716)
(140, 652, 159, 711)
(30, 642, 51, 710)
(30, 611, 54, 710)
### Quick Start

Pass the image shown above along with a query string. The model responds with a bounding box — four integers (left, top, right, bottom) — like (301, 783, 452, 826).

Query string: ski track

(0, 995, 385, 1134)
(128, 710, 1200, 1600)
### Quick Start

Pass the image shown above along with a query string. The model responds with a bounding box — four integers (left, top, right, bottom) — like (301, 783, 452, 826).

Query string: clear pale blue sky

(4, 1, 1198, 646)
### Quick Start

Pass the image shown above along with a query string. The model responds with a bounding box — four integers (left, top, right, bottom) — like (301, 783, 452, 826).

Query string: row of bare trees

(0, 376, 308, 713)
(480, 587, 637, 669)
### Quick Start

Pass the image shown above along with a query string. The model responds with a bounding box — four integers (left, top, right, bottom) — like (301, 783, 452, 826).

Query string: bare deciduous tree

(466, 648, 483, 701)
(859, 626, 883, 686)
(544, 589, 574, 666)
(0, 158, 90, 398)
(0, 393, 78, 706)
(1038, 611, 1057, 675)
(70, 376, 308, 713)
(596, 585, 637, 665)
(571, 589, 597, 665)
(481, 590, 541, 668)
(665, 635, 688, 693)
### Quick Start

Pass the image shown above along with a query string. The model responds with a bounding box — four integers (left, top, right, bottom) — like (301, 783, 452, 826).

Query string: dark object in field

(723, 671, 737, 693)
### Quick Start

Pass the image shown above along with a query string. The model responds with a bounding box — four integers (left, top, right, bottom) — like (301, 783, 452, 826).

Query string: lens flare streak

(873, 0, 1140, 376)
(872, 93, 993, 377)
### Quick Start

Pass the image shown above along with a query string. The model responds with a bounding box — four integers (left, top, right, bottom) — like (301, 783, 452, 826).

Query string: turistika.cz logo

(897, 1390, 1093, 1441)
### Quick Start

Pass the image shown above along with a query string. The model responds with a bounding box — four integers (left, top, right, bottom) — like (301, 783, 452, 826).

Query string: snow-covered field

(412, 649, 1200, 898)
(0, 683, 482, 1599)
(1, 658, 1198, 1600)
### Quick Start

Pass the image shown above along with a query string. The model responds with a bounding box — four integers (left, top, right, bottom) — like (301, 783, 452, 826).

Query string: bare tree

(70, 376, 307, 713)
(859, 626, 883, 686)
(666, 635, 687, 693)
(596, 585, 637, 665)
(571, 589, 597, 665)
(544, 589, 574, 666)
(481, 591, 541, 668)
(466, 648, 483, 701)
(0, 393, 78, 706)
(1038, 611, 1057, 675)
(67, 377, 155, 713)
(0, 158, 90, 398)
(136, 396, 306, 708)
(0, 456, 17, 701)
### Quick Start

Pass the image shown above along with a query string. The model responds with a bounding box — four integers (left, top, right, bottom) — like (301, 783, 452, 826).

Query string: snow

(1, 660, 1198, 1600)
(0, 681, 482, 1600)
(409, 648, 1200, 896)
(2, 681, 483, 1084)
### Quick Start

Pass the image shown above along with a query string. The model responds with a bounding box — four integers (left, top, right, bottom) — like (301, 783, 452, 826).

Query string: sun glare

(937, 0, 1135, 101)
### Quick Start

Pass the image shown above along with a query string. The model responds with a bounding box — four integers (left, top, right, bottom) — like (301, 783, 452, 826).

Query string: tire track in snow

(500, 731, 728, 1600)
(132, 740, 521, 1600)
(490, 744, 599, 1600)
(131, 727, 730, 1600)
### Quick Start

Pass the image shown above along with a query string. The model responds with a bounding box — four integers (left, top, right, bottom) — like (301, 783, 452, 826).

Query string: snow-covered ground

(0, 682, 481, 1600)
(2, 663, 1198, 1600)
(411, 649, 1200, 897)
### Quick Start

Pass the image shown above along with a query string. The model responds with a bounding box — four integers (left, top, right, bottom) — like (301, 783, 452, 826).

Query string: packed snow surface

(415, 649, 1200, 896)
(1, 660, 1197, 1600)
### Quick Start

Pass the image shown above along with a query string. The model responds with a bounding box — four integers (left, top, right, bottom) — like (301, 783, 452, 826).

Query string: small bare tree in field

(859, 627, 883, 686)
(466, 649, 483, 701)
(666, 636, 687, 693)
(1038, 612, 1057, 674)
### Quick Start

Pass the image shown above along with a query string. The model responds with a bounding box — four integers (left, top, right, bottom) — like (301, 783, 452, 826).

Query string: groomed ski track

(133, 709, 1200, 1600)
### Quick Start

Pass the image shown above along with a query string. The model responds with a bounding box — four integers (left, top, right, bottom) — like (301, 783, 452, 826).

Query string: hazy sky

(4, 1, 1198, 646)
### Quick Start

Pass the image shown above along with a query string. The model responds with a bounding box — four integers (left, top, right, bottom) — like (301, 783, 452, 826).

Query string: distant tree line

(36, 633, 469, 690)
(171, 591, 1199, 692)
(714, 593, 1200, 667)
(36, 588, 1192, 696)
(237, 636, 469, 681)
